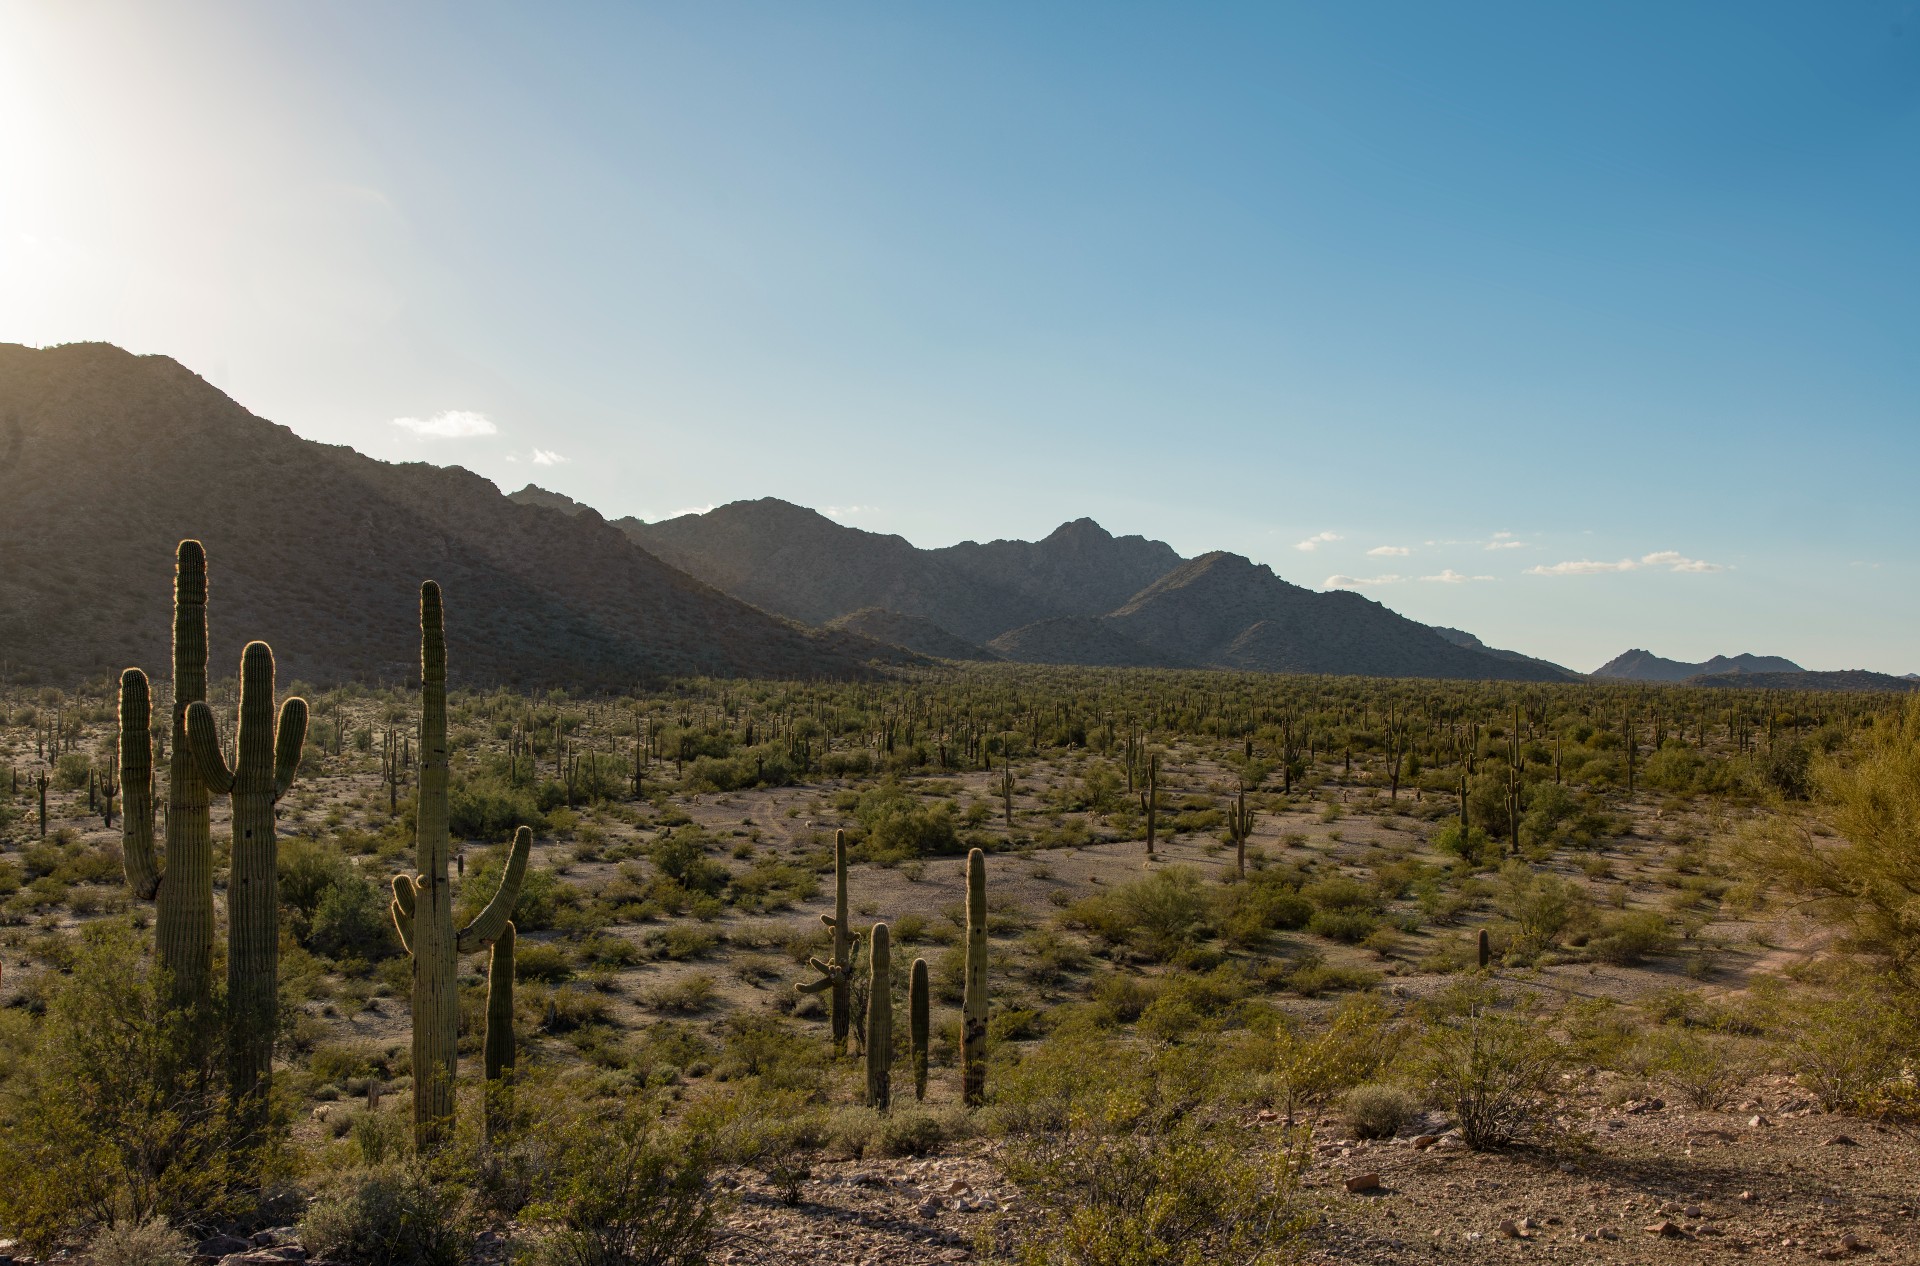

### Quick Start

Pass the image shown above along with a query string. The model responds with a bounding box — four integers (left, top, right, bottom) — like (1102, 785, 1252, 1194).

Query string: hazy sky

(3, 2, 1916, 673)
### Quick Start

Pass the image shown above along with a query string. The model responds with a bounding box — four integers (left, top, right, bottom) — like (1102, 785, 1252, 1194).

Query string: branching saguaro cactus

(961, 847, 988, 1107)
(797, 828, 856, 1055)
(184, 640, 306, 1122)
(120, 540, 217, 1005)
(909, 956, 929, 1102)
(388, 582, 531, 1152)
(866, 922, 892, 1111)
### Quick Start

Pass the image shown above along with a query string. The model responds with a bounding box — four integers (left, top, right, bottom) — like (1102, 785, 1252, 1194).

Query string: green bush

(1342, 1083, 1418, 1140)
(1586, 911, 1674, 965)
(523, 1101, 720, 1266)
(852, 782, 961, 861)
(86, 1216, 188, 1266)
(300, 1162, 472, 1266)
(1068, 868, 1211, 962)
(310, 872, 399, 961)
(1412, 986, 1565, 1150)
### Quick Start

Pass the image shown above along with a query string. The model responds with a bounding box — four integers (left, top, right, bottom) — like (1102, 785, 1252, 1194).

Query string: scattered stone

(1411, 1135, 1440, 1150)
(1345, 1173, 1382, 1193)
(1644, 1219, 1687, 1239)
(1822, 1133, 1860, 1147)
(197, 1236, 250, 1260)
(1749, 1114, 1773, 1129)
(1739, 1190, 1757, 1203)
(1497, 1219, 1524, 1239)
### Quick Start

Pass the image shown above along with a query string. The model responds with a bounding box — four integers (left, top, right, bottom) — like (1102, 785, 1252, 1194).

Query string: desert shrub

(1585, 911, 1675, 965)
(461, 850, 571, 932)
(309, 871, 399, 961)
(643, 974, 717, 1014)
(522, 1101, 720, 1266)
(1342, 1083, 1418, 1140)
(53, 751, 93, 791)
(87, 1216, 188, 1266)
(1307, 908, 1378, 943)
(1412, 986, 1565, 1150)
(1647, 1027, 1747, 1110)
(300, 1162, 472, 1266)
(649, 831, 729, 896)
(516, 941, 576, 984)
(0, 925, 243, 1247)
(1068, 868, 1211, 962)
(1273, 993, 1403, 1124)
(1760, 741, 1812, 800)
(1431, 820, 1496, 867)
(995, 1030, 1309, 1266)
(852, 782, 961, 861)
(446, 770, 547, 841)
(1786, 987, 1917, 1114)
(1495, 863, 1588, 952)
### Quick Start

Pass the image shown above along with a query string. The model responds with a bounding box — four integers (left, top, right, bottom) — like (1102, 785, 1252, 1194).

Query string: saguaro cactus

(483, 921, 517, 1143)
(389, 582, 531, 1151)
(866, 922, 892, 1111)
(909, 957, 929, 1102)
(184, 640, 307, 1120)
(1226, 785, 1256, 879)
(961, 847, 988, 1107)
(797, 828, 855, 1055)
(121, 540, 218, 1006)
(1139, 754, 1159, 858)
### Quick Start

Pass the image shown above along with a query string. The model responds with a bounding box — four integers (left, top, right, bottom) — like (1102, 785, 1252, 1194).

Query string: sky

(2, 2, 1916, 674)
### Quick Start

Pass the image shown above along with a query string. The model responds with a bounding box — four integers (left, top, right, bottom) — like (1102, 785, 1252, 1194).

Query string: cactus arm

(483, 922, 517, 1082)
(455, 825, 532, 953)
(390, 873, 418, 956)
(273, 697, 308, 800)
(119, 668, 162, 900)
(182, 700, 236, 795)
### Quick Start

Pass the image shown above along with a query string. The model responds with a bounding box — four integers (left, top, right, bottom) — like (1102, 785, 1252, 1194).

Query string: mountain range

(1591, 649, 1805, 683)
(617, 498, 1577, 681)
(0, 343, 892, 687)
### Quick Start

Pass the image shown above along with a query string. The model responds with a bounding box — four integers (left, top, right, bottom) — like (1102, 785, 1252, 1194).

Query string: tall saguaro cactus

(483, 922, 517, 1143)
(120, 540, 217, 1005)
(961, 847, 988, 1107)
(388, 582, 530, 1151)
(797, 829, 855, 1055)
(866, 922, 892, 1111)
(183, 640, 307, 1120)
(909, 957, 929, 1102)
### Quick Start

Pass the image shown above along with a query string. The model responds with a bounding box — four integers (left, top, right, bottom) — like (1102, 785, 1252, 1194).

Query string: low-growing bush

(300, 1162, 472, 1266)
(1342, 1083, 1419, 1140)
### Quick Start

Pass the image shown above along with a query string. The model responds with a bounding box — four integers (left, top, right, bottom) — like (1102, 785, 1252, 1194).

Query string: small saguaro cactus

(961, 847, 988, 1107)
(909, 957, 930, 1102)
(183, 640, 307, 1122)
(1226, 785, 1256, 879)
(797, 828, 856, 1055)
(121, 540, 218, 1006)
(389, 582, 531, 1151)
(866, 921, 893, 1111)
(1477, 927, 1491, 970)
(1139, 754, 1159, 858)
(483, 921, 517, 1143)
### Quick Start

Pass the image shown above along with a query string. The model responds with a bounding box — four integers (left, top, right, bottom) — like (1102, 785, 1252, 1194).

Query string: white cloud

(1325, 573, 1404, 588)
(1640, 550, 1724, 573)
(1295, 531, 1343, 552)
(1367, 545, 1410, 557)
(823, 505, 876, 518)
(531, 448, 567, 466)
(665, 504, 715, 519)
(392, 409, 498, 438)
(1525, 558, 1640, 576)
(1485, 539, 1527, 550)
(1420, 570, 1496, 583)
(1491, 530, 1514, 539)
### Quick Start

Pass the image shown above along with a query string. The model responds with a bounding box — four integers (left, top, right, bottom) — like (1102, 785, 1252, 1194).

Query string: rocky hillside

(1431, 626, 1582, 679)
(825, 608, 1001, 661)
(0, 344, 894, 686)
(1686, 670, 1916, 693)
(627, 503, 1563, 681)
(1594, 649, 1804, 682)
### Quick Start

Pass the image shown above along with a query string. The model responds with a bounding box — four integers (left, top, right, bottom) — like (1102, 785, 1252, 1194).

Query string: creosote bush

(1412, 985, 1566, 1151)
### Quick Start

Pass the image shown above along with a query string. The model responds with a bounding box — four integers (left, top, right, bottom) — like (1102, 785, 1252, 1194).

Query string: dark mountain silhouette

(1430, 627, 1582, 679)
(628, 502, 1570, 681)
(507, 484, 590, 516)
(1593, 649, 1804, 682)
(0, 343, 895, 686)
(1686, 670, 1916, 693)
(826, 608, 1001, 661)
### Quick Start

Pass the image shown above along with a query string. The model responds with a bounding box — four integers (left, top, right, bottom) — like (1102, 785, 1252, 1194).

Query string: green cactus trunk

(909, 956, 929, 1102)
(866, 922, 892, 1111)
(121, 541, 217, 1006)
(829, 829, 851, 1054)
(961, 847, 987, 1107)
(184, 640, 306, 1127)
(483, 921, 516, 1144)
(388, 583, 531, 1152)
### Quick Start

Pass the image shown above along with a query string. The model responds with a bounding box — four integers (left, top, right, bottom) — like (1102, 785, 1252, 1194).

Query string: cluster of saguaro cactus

(797, 829, 858, 1055)
(120, 540, 218, 1007)
(184, 639, 308, 1124)
(389, 582, 531, 1151)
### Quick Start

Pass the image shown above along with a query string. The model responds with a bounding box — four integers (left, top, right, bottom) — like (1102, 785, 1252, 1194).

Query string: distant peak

(1044, 516, 1113, 543)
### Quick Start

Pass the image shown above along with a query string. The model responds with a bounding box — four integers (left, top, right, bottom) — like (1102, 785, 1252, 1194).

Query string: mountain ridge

(1594, 648, 1805, 682)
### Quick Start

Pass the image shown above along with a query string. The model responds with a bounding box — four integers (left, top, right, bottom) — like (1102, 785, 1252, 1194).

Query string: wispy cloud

(392, 409, 497, 438)
(665, 504, 715, 519)
(1367, 545, 1410, 557)
(1296, 531, 1342, 552)
(531, 448, 567, 466)
(1421, 569, 1496, 583)
(1325, 573, 1404, 588)
(823, 505, 877, 518)
(1527, 551, 1724, 577)
(1640, 550, 1724, 573)
(1485, 539, 1527, 550)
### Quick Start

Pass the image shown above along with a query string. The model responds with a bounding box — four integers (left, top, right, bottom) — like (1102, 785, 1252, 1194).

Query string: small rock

(1411, 1135, 1440, 1150)
(1749, 1114, 1772, 1129)
(1497, 1220, 1524, 1239)
(1739, 1190, 1757, 1203)
(1644, 1220, 1687, 1239)
(1345, 1173, 1382, 1193)
(1822, 1133, 1860, 1147)
(918, 1197, 944, 1218)
(197, 1237, 250, 1261)
(946, 1179, 971, 1196)
(1842, 1234, 1864, 1250)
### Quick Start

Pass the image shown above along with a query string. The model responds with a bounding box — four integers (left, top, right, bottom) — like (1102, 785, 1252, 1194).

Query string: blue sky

(3, 2, 1916, 672)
